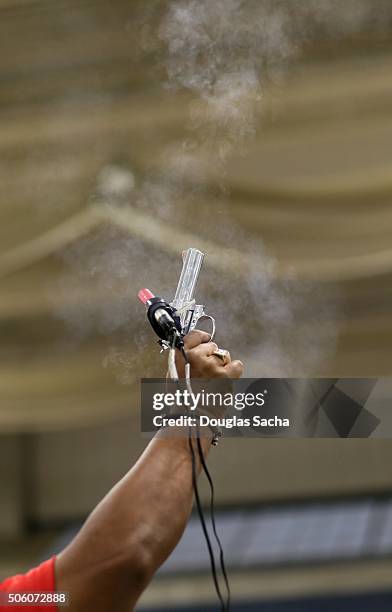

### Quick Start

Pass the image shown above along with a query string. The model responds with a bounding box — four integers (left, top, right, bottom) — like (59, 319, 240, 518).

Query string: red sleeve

(0, 557, 57, 611)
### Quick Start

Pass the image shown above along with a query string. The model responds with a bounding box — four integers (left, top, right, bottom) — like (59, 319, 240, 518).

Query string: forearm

(56, 428, 211, 611)
(89, 428, 211, 569)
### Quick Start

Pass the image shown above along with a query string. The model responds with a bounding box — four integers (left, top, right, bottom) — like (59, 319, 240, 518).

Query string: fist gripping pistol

(138, 248, 216, 380)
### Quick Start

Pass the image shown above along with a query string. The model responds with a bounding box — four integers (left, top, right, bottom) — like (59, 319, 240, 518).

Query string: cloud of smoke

(56, 0, 391, 379)
(159, 0, 289, 155)
(160, 0, 391, 154)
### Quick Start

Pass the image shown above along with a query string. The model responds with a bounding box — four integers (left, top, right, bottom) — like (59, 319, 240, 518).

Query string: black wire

(181, 345, 230, 611)
(188, 432, 226, 611)
(196, 435, 231, 610)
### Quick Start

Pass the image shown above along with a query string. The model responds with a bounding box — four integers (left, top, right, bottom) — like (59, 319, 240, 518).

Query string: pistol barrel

(172, 248, 204, 311)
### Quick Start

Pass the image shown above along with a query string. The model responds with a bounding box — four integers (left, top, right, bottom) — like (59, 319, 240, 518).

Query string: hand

(175, 330, 244, 379)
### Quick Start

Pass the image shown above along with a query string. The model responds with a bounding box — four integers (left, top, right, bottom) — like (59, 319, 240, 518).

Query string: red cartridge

(138, 288, 155, 306)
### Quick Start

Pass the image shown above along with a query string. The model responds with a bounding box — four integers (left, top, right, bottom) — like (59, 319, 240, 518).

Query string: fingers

(183, 330, 211, 350)
(224, 360, 244, 379)
(181, 331, 244, 379)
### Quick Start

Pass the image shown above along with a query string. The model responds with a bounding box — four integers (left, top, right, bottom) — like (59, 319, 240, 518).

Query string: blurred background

(1, 0, 392, 609)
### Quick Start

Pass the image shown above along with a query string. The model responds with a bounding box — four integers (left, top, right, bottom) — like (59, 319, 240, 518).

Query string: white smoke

(159, 0, 290, 154)
(160, 0, 391, 153)
(55, 0, 391, 379)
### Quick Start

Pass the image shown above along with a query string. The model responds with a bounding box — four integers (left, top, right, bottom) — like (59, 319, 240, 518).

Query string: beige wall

(2, 426, 390, 529)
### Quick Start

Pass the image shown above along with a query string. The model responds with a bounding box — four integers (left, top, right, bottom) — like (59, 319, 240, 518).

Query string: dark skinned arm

(56, 330, 244, 612)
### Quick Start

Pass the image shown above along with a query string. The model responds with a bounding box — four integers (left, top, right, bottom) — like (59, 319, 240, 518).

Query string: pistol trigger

(194, 314, 216, 341)
(209, 316, 216, 341)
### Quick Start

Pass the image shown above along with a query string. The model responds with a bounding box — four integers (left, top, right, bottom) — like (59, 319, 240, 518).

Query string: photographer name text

(153, 414, 290, 430)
